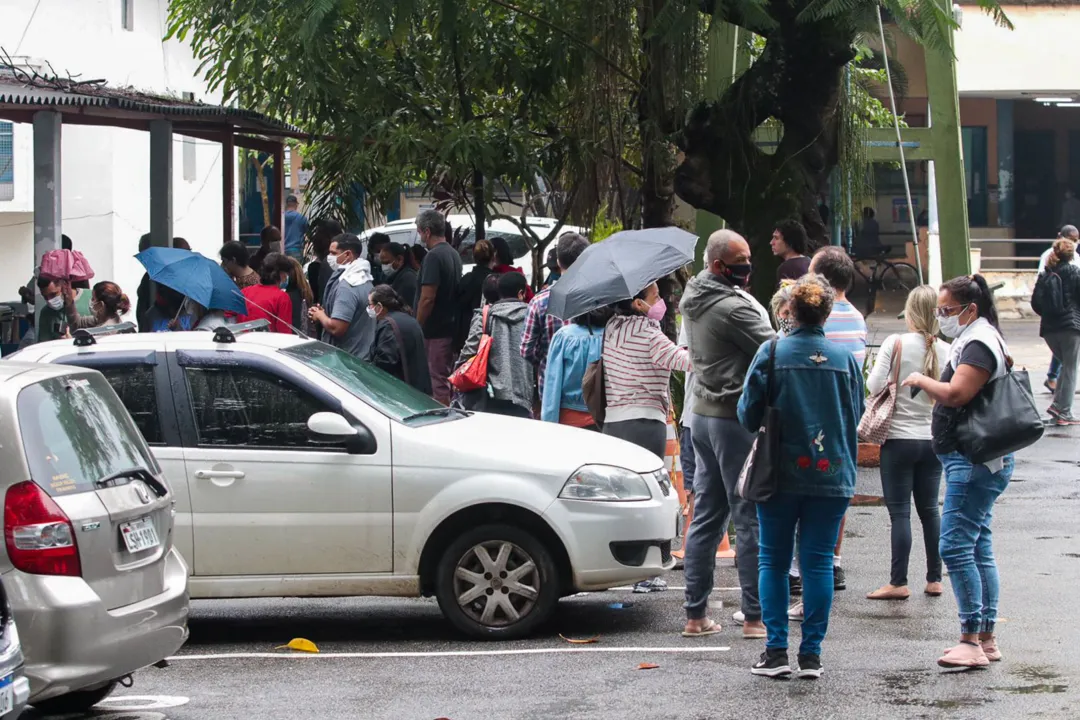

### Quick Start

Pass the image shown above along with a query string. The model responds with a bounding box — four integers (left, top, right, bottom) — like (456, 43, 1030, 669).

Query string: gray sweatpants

(1045, 330, 1080, 418)
(683, 413, 760, 621)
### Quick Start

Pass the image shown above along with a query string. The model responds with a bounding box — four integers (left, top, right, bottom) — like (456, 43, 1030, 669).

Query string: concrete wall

(0, 0, 225, 305)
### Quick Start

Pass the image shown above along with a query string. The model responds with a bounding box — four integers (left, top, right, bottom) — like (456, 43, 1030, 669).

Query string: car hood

(401, 411, 664, 476)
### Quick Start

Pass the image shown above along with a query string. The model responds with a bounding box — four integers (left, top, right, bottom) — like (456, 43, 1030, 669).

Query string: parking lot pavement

(31, 425, 1080, 720)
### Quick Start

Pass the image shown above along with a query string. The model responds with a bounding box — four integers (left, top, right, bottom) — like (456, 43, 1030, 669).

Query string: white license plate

(120, 517, 160, 553)
(0, 674, 14, 714)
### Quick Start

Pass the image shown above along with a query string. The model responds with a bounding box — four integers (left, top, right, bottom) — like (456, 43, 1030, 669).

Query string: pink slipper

(938, 643, 990, 669)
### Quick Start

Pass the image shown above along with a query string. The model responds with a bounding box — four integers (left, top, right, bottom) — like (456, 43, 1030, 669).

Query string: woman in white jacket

(866, 286, 950, 601)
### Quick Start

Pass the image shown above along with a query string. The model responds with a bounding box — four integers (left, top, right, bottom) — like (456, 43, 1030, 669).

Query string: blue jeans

(758, 493, 849, 656)
(938, 452, 1015, 635)
(679, 425, 696, 495)
(1048, 355, 1061, 381)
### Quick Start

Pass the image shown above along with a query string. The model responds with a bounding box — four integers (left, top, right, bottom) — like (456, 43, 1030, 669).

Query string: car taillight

(4, 481, 81, 577)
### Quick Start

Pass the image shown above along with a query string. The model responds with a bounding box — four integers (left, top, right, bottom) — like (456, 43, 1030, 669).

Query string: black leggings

(880, 439, 943, 586)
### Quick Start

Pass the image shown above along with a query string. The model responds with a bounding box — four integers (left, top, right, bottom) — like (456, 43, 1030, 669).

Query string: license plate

(0, 674, 14, 714)
(120, 517, 160, 553)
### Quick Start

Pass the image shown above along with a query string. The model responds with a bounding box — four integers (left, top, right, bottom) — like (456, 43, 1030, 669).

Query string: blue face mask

(279, 276, 289, 290)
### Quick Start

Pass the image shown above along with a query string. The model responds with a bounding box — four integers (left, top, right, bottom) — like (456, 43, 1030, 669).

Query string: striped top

(603, 315, 692, 424)
(823, 299, 868, 365)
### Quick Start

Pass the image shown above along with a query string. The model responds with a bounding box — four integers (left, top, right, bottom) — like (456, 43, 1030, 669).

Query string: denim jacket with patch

(737, 326, 865, 498)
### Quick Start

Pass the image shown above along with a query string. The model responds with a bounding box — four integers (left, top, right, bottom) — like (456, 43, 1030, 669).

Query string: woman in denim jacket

(540, 307, 611, 429)
(902, 274, 1014, 670)
(737, 274, 864, 680)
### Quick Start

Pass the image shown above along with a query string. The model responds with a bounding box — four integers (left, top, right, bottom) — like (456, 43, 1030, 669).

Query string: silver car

(0, 362, 189, 714)
(0, 577, 30, 719)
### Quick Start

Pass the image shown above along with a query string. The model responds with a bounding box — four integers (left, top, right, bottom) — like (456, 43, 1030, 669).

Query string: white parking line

(170, 646, 731, 661)
(607, 586, 740, 592)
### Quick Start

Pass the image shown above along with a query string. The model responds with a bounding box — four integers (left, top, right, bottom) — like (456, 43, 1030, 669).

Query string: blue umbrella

(135, 247, 248, 314)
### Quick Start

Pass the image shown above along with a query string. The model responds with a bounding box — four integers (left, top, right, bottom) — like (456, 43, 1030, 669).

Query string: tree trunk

(637, 0, 676, 230)
(674, 15, 855, 301)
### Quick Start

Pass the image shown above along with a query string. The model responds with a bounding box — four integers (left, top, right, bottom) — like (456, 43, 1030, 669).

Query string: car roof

(12, 330, 313, 360)
(0, 360, 99, 389)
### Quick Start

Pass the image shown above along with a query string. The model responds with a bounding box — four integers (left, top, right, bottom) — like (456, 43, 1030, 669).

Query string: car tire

(435, 523, 560, 640)
(32, 681, 118, 715)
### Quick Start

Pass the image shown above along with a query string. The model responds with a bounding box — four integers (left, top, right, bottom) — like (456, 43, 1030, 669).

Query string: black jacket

(1032, 262, 1080, 336)
(454, 266, 493, 351)
(389, 267, 418, 311)
(364, 310, 432, 395)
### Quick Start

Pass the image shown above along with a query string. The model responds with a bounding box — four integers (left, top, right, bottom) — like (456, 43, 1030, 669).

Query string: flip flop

(681, 619, 722, 638)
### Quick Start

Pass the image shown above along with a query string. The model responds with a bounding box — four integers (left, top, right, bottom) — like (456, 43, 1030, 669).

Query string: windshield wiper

(94, 467, 167, 497)
(403, 407, 469, 422)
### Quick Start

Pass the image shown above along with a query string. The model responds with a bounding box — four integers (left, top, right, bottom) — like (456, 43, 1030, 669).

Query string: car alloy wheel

(453, 540, 540, 628)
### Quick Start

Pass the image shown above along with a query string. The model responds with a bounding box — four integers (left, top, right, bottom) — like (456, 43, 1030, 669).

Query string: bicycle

(849, 247, 921, 316)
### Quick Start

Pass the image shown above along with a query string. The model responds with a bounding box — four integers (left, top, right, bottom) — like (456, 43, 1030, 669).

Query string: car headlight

(560, 465, 653, 502)
(650, 469, 672, 497)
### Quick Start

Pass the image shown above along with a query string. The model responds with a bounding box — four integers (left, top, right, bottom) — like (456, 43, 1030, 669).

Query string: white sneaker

(732, 611, 745, 625)
(788, 601, 804, 622)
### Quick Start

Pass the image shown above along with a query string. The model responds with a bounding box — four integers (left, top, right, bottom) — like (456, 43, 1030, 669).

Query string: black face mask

(723, 263, 753, 287)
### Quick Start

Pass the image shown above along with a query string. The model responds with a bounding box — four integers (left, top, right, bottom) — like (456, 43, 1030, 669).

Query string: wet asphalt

(29, 320, 1080, 720)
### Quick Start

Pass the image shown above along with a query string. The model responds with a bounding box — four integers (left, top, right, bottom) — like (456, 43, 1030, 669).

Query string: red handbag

(449, 306, 492, 392)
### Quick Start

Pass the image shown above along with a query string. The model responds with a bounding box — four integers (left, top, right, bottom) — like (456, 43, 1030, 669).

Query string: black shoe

(789, 573, 803, 597)
(751, 649, 792, 678)
(797, 654, 823, 680)
(833, 565, 846, 591)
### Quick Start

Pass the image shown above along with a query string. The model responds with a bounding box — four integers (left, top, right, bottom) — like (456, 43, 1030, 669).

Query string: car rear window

(458, 232, 530, 263)
(17, 374, 160, 496)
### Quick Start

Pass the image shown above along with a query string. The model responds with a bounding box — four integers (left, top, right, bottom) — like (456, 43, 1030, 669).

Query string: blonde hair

(904, 285, 940, 380)
(1049, 238, 1077, 267)
(789, 274, 835, 326)
(769, 280, 795, 327)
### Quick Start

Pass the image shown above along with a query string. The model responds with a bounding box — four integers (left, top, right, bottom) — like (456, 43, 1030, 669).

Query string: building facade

(0, 0, 228, 301)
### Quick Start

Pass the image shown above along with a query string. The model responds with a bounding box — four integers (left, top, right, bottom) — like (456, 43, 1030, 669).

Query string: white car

(361, 215, 586, 283)
(14, 325, 678, 639)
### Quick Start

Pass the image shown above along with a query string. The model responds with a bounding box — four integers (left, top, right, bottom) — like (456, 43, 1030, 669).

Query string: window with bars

(0, 122, 13, 201)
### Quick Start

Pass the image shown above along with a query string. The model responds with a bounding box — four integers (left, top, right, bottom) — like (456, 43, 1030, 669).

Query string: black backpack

(1032, 269, 1065, 319)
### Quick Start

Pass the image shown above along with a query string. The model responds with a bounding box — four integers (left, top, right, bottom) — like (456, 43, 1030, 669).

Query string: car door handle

(194, 470, 246, 480)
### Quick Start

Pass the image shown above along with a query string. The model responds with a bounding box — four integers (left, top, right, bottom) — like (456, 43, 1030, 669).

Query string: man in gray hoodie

(680, 229, 775, 639)
(455, 271, 535, 417)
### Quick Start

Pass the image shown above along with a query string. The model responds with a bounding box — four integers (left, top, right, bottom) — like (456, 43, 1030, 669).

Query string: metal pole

(876, 7, 923, 281)
(32, 111, 62, 328)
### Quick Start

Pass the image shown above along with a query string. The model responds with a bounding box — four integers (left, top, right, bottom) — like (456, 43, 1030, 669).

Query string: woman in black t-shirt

(901, 275, 1013, 671)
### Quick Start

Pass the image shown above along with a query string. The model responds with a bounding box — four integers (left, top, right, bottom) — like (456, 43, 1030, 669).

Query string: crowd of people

(16, 205, 1067, 679)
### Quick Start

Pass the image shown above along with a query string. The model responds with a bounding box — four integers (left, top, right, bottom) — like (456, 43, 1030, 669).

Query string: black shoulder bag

(954, 340, 1044, 464)
(735, 338, 780, 503)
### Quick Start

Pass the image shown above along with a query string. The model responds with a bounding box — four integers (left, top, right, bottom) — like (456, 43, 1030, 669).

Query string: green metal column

(693, 21, 746, 270)
(924, 2, 971, 279)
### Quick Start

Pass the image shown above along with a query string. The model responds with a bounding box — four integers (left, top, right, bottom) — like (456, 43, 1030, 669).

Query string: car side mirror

(307, 412, 376, 455)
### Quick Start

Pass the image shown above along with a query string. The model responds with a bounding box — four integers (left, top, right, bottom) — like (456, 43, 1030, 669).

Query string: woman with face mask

(902, 274, 1013, 670)
(363, 285, 432, 395)
(600, 281, 692, 457)
(65, 281, 131, 329)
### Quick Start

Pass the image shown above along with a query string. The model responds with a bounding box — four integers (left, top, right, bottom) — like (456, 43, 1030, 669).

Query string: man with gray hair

(1040, 224, 1080, 392)
(680, 229, 775, 640)
(414, 210, 463, 404)
(521, 232, 591, 401)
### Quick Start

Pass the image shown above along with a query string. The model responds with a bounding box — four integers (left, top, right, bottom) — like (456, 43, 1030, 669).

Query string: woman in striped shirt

(602, 282, 692, 457)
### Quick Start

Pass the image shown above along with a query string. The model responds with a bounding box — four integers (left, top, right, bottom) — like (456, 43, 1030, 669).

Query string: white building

(0, 0, 228, 303)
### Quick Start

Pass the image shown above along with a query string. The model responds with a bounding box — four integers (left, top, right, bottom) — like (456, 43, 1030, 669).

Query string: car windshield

(280, 342, 452, 424)
(459, 231, 531, 264)
(18, 374, 160, 496)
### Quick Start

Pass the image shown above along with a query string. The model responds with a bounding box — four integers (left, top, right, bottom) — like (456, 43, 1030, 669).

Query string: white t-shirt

(677, 323, 696, 427)
(866, 332, 951, 441)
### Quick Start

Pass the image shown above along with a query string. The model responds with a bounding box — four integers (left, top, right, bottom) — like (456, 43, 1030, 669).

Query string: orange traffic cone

(715, 532, 735, 559)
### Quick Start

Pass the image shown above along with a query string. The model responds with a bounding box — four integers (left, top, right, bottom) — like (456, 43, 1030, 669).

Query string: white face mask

(326, 254, 340, 272)
(381, 263, 395, 276)
(366, 305, 378, 319)
(47, 295, 64, 311)
(938, 307, 969, 339)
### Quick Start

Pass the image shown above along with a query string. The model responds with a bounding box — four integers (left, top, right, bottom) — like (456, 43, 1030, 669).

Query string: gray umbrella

(547, 227, 698, 321)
